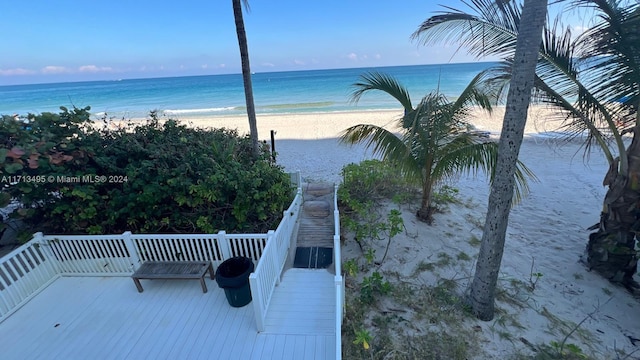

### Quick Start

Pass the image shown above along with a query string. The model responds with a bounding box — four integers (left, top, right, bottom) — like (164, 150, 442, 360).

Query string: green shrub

(339, 159, 414, 208)
(1, 107, 292, 237)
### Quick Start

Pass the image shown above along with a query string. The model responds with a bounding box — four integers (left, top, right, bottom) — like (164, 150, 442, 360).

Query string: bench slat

(131, 261, 214, 293)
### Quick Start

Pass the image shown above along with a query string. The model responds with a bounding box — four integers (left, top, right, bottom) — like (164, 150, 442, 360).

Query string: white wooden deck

(0, 269, 336, 360)
(264, 268, 335, 335)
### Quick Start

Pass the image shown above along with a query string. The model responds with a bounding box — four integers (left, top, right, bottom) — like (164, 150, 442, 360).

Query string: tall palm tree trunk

(469, 0, 547, 321)
(586, 126, 640, 288)
(232, 0, 260, 159)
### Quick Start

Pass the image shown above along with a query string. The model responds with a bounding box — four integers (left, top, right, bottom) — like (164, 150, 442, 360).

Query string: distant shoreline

(132, 105, 569, 141)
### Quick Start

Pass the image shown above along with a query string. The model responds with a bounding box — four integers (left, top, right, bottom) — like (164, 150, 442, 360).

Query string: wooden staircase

(293, 183, 335, 269)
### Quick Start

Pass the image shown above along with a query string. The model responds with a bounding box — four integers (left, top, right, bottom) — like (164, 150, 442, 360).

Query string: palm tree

(339, 71, 535, 224)
(413, 0, 640, 288)
(467, 0, 548, 321)
(576, 1, 640, 287)
(232, 0, 260, 159)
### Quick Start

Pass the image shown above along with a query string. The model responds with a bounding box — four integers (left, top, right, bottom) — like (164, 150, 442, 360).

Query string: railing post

(342, 275, 346, 317)
(122, 231, 140, 271)
(33, 232, 62, 275)
(266, 230, 281, 286)
(218, 231, 232, 260)
(335, 275, 343, 360)
(282, 210, 290, 245)
(249, 273, 265, 332)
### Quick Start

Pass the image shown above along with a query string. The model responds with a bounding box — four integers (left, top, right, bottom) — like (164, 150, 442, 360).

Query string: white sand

(174, 107, 639, 358)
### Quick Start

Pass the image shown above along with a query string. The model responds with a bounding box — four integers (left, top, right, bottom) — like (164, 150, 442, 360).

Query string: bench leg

(200, 276, 208, 293)
(207, 263, 215, 280)
(133, 278, 144, 293)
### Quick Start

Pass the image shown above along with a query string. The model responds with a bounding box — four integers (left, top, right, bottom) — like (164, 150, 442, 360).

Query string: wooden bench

(131, 261, 214, 293)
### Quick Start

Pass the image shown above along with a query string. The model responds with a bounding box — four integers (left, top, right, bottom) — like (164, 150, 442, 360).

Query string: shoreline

(132, 104, 571, 141)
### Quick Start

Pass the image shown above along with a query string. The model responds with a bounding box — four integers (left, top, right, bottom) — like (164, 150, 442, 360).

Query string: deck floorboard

(0, 274, 335, 360)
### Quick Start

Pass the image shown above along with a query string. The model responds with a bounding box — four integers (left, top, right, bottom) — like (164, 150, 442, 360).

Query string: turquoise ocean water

(0, 62, 497, 119)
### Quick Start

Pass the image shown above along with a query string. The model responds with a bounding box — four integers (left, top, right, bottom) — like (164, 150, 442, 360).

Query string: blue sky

(0, 0, 590, 85)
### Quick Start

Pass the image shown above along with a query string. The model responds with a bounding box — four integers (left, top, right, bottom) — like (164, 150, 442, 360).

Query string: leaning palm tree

(232, 0, 260, 159)
(413, 0, 640, 288)
(340, 71, 535, 224)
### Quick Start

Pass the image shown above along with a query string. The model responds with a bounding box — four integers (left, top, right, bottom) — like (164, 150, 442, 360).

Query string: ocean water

(0, 62, 497, 119)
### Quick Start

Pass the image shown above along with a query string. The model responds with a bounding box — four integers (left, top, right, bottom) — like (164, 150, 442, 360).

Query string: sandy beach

(165, 107, 640, 358)
(177, 105, 567, 141)
(172, 105, 574, 183)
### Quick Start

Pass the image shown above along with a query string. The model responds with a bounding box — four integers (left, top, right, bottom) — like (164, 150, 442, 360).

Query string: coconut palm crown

(340, 71, 536, 223)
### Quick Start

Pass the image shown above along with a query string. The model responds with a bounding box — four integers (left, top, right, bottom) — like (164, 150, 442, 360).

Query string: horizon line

(1, 60, 500, 88)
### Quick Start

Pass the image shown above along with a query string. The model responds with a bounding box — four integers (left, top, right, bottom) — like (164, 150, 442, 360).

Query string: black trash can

(215, 256, 254, 307)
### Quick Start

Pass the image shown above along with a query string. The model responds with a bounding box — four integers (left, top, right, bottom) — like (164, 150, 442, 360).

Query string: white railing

(43, 233, 135, 276)
(0, 234, 59, 321)
(131, 232, 268, 269)
(333, 184, 344, 360)
(0, 173, 303, 323)
(39, 232, 269, 276)
(0, 230, 277, 322)
(249, 187, 303, 332)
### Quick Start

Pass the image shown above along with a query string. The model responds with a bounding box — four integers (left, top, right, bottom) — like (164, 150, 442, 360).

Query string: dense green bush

(0, 107, 292, 238)
(339, 159, 416, 211)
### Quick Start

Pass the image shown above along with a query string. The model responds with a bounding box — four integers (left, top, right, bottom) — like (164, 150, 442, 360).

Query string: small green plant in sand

(412, 260, 436, 275)
(353, 328, 373, 350)
(432, 185, 461, 207)
(379, 209, 404, 264)
(364, 248, 376, 265)
(457, 251, 472, 261)
(344, 259, 359, 277)
(527, 258, 544, 292)
(468, 235, 482, 247)
(538, 341, 589, 359)
(360, 271, 391, 304)
(436, 252, 453, 267)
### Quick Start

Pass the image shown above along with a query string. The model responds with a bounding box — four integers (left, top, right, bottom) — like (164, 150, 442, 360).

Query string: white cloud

(294, 59, 305, 65)
(201, 64, 209, 69)
(41, 65, 69, 74)
(218, 64, 226, 68)
(0, 68, 35, 76)
(78, 65, 113, 73)
(375, 54, 381, 59)
(347, 53, 358, 60)
(261, 62, 275, 67)
(572, 25, 588, 35)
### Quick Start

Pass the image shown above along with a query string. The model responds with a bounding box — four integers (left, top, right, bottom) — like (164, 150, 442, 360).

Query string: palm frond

(411, 0, 521, 59)
(350, 72, 413, 113)
(574, 0, 640, 112)
(431, 133, 494, 183)
(450, 69, 496, 115)
(241, 0, 251, 12)
(433, 139, 536, 204)
(339, 124, 421, 181)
